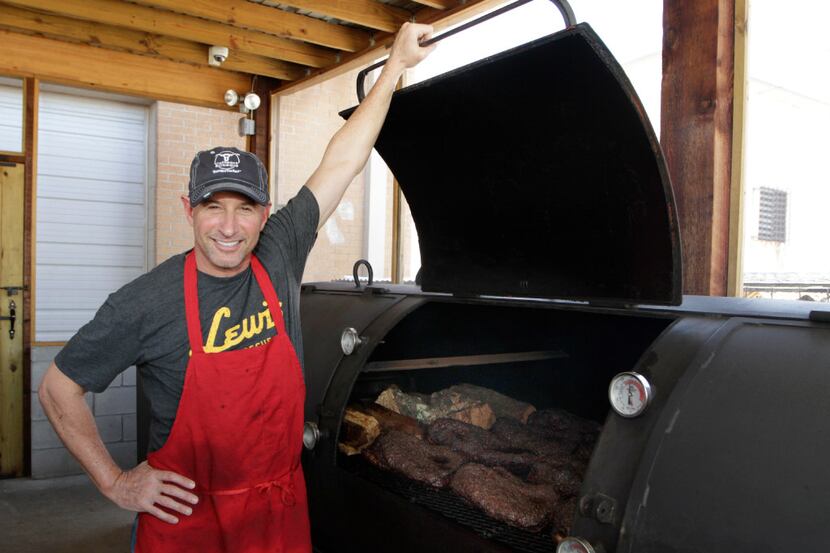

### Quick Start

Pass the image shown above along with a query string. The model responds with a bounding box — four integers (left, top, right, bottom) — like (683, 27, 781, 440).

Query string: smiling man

(37, 22, 435, 553)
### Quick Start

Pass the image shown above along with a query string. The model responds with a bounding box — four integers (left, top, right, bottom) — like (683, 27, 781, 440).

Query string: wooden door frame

(0, 76, 36, 477)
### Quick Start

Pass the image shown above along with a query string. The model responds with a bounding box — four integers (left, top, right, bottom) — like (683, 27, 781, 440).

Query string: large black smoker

(297, 3, 830, 552)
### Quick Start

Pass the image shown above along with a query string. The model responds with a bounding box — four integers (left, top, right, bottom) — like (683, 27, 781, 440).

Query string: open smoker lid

(342, 23, 681, 306)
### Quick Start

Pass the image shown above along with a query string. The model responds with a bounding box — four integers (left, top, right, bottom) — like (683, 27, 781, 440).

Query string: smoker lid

(342, 23, 681, 306)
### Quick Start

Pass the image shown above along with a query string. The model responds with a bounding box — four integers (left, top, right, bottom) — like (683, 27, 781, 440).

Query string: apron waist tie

(202, 470, 296, 506)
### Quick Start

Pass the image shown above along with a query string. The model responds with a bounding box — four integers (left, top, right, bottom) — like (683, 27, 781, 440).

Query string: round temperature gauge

(557, 537, 596, 553)
(608, 372, 652, 418)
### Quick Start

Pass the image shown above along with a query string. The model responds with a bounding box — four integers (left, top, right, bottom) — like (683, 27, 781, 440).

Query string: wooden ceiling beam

(131, 0, 370, 52)
(273, 0, 503, 96)
(407, 0, 456, 11)
(0, 6, 305, 81)
(264, 0, 411, 33)
(0, 0, 337, 68)
(0, 28, 251, 109)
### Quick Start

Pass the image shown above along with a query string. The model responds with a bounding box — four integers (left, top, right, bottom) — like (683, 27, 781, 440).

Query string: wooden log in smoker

(362, 402, 425, 439)
(439, 384, 536, 423)
(338, 406, 382, 456)
(376, 385, 496, 429)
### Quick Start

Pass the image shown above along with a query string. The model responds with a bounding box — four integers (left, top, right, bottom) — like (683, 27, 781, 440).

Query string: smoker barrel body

(299, 284, 830, 552)
(297, 13, 830, 552)
(618, 316, 830, 552)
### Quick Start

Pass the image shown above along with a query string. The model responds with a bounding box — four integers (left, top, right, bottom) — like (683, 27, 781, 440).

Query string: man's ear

(260, 202, 272, 231)
(181, 196, 195, 226)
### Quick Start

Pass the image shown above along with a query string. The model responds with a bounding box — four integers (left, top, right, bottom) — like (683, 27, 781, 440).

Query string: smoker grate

(341, 455, 559, 553)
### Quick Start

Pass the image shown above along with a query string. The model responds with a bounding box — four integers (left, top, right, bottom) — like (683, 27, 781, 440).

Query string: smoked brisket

(367, 430, 467, 488)
(491, 417, 578, 460)
(450, 463, 559, 530)
(427, 418, 538, 474)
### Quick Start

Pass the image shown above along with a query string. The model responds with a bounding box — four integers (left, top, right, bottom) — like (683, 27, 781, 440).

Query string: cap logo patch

(212, 151, 242, 174)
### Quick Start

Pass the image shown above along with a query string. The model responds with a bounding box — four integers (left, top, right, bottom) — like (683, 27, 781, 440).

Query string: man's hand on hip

(107, 461, 199, 524)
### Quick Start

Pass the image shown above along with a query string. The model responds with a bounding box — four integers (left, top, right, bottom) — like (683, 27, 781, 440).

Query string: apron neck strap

(248, 255, 288, 337)
(183, 251, 204, 354)
(184, 251, 286, 354)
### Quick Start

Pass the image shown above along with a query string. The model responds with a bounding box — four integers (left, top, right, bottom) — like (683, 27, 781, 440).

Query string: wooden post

(661, 0, 735, 295)
(727, 0, 748, 297)
(23, 77, 37, 476)
(248, 77, 280, 174)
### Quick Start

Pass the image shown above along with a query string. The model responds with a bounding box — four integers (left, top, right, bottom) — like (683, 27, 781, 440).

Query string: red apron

(136, 252, 312, 553)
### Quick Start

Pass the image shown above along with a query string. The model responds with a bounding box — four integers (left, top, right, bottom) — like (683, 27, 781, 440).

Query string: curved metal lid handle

(352, 259, 374, 287)
(356, 0, 577, 102)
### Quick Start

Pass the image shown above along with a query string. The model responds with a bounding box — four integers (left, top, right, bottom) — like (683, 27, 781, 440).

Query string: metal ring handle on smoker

(355, 0, 577, 102)
(352, 259, 374, 287)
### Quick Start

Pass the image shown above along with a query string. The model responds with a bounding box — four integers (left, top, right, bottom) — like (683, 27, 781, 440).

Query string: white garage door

(0, 77, 23, 152)
(36, 89, 149, 342)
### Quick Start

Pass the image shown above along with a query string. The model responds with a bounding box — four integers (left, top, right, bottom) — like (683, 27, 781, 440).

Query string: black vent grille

(758, 187, 787, 242)
(341, 455, 559, 553)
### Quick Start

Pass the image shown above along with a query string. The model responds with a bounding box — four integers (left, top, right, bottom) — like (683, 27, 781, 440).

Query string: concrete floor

(0, 474, 134, 553)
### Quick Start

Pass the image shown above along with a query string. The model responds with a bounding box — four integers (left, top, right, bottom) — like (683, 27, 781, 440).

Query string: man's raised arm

(305, 22, 436, 230)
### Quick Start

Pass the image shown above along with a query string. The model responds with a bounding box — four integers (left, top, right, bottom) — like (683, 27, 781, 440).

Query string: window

(757, 187, 786, 242)
(739, 0, 830, 300)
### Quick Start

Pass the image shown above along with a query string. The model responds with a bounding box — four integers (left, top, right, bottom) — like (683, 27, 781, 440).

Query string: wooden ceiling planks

(0, 5, 306, 81)
(264, 0, 412, 33)
(0, 0, 478, 106)
(407, 0, 457, 11)
(0, 29, 252, 108)
(131, 0, 371, 52)
(2, 0, 338, 67)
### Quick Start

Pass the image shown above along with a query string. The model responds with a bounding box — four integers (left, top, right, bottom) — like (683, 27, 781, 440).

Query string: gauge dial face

(608, 372, 652, 418)
(557, 537, 595, 553)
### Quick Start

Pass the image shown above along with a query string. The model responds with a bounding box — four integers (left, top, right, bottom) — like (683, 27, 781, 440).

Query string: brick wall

(275, 68, 369, 283)
(30, 346, 137, 477)
(155, 102, 246, 264)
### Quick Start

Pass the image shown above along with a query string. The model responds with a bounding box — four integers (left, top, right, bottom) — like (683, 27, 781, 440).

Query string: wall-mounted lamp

(224, 89, 239, 106)
(224, 90, 260, 112)
(224, 90, 261, 136)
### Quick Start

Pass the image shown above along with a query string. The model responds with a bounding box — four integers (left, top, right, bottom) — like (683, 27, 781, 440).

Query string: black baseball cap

(188, 147, 269, 207)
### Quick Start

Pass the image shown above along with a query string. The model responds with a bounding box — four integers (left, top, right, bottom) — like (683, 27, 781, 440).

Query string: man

(38, 23, 436, 552)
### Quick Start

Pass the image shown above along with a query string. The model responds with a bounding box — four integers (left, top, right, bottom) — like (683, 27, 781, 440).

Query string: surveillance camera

(208, 46, 229, 67)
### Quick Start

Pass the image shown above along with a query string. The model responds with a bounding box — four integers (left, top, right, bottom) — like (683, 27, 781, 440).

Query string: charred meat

(367, 430, 467, 488)
(427, 418, 538, 474)
(528, 408, 601, 444)
(450, 463, 559, 530)
(491, 417, 578, 460)
(526, 461, 582, 497)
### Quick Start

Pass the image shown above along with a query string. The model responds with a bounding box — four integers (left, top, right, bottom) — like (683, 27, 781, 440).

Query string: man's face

(182, 192, 271, 277)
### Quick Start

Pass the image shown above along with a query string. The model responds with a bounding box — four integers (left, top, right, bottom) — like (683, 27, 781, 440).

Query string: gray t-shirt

(55, 186, 319, 452)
